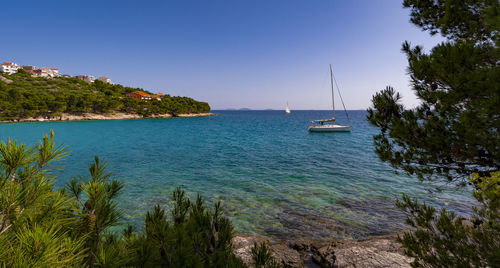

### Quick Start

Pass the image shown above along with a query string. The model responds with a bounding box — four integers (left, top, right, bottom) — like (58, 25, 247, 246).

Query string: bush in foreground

(0, 132, 281, 267)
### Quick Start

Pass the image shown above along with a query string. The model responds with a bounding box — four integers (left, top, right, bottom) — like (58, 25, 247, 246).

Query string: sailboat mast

(329, 64, 335, 120)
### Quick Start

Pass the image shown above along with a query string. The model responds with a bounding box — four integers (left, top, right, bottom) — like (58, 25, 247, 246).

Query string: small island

(0, 66, 212, 123)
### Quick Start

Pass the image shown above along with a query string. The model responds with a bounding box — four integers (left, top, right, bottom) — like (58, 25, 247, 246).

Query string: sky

(0, 0, 443, 110)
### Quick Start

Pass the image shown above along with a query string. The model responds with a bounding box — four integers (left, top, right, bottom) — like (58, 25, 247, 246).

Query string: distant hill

(0, 70, 210, 120)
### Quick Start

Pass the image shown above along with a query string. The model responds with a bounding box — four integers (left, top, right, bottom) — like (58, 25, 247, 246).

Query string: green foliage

(403, 0, 500, 43)
(368, 0, 500, 267)
(66, 156, 125, 266)
(252, 242, 280, 268)
(0, 133, 248, 267)
(0, 72, 210, 120)
(0, 131, 83, 266)
(125, 188, 246, 267)
(368, 0, 500, 184)
(396, 173, 500, 267)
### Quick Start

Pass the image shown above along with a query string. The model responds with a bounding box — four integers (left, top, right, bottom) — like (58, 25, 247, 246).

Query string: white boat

(308, 64, 351, 132)
(285, 102, 291, 114)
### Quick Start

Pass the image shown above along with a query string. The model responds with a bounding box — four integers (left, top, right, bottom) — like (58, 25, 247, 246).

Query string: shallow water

(0, 110, 474, 240)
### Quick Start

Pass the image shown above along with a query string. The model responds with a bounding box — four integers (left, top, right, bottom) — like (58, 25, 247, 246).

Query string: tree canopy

(0, 71, 210, 120)
(368, 0, 500, 185)
(368, 1, 500, 266)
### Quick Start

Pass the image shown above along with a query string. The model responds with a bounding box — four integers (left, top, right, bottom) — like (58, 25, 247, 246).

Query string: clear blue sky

(1, 0, 441, 110)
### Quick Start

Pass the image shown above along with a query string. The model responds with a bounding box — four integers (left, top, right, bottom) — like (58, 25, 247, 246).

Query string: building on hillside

(97, 76, 112, 84)
(0, 62, 20, 74)
(126, 91, 153, 101)
(74, 75, 95, 83)
(22, 65, 38, 71)
(25, 70, 39, 77)
(155, 93, 164, 100)
(42, 67, 59, 77)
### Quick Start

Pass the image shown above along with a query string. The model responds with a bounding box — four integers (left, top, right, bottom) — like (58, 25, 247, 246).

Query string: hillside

(0, 70, 210, 120)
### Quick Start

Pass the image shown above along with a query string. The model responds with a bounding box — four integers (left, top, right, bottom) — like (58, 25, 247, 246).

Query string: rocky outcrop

(232, 233, 270, 267)
(232, 234, 413, 268)
(330, 235, 412, 268)
(310, 243, 336, 268)
(271, 243, 302, 267)
(0, 75, 13, 83)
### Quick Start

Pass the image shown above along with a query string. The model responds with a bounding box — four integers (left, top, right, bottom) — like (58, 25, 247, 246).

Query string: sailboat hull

(308, 124, 351, 132)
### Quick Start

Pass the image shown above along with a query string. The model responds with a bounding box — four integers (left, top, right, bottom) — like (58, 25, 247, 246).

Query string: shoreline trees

(0, 71, 210, 120)
(368, 0, 500, 266)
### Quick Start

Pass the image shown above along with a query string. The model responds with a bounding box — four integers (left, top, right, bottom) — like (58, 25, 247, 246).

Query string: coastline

(232, 233, 412, 267)
(0, 112, 215, 123)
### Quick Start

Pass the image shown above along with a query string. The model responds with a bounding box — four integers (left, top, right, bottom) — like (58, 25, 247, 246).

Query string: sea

(0, 110, 474, 241)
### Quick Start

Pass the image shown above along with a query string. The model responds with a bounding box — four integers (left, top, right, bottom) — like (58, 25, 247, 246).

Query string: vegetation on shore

(0, 71, 210, 120)
(2, 0, 498, 266)
(368, 0, 499, 266)
(0, 132, 280, 267)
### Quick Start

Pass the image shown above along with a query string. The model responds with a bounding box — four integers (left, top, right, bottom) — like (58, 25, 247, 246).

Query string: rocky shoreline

(0, 112, 215, 123)
(232, 233, 412, 268)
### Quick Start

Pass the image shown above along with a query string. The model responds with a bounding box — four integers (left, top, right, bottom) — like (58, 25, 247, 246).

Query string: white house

(41, 67, 60, 78)
(97, 76, 112, 84)
(0, 62, 20, 74)
(75, 75, 95, 83)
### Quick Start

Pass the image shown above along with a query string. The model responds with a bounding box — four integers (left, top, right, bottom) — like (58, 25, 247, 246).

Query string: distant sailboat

(285, 102, 291, 114)
(308, 64, 351, 132)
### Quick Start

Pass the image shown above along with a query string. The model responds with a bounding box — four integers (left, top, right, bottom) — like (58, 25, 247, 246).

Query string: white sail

(308, 64, 351, 132)
(285, 102, 291, 114)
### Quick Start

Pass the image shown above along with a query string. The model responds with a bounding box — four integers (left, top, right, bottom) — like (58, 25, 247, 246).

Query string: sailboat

(285, 102, 291, 114)
(308, 64, 351, 132)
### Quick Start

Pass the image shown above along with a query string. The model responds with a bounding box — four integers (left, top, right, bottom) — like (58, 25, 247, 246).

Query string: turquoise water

(0, 111, 473, 241)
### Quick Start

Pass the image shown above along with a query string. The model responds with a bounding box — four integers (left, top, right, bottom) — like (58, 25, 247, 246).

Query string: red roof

(128, 91, 152, 97)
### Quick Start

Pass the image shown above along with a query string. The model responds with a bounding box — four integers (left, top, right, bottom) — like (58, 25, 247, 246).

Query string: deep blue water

(0, 110, 473, 241)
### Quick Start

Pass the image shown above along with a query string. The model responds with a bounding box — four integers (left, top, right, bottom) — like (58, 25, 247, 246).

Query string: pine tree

(368, 0, 500, 184)
(368, 1, 500, 266)
(126, 188, 246, 267)
(0, 131, 85, 266)
(66, 156, 125, 267)
(0, 133, 254, 267)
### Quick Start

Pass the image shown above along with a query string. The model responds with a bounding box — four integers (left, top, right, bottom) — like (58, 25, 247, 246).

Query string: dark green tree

(368, 0, 500, 184)
(126, 188, 246, 267)
(0, 131, 85, 266)
(0, 71, 210, 120)
(0, 133, 254, 267)
(252, 242, 280, 268)
(368, 0, 500, 267)
(67, 156, 125, 267)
